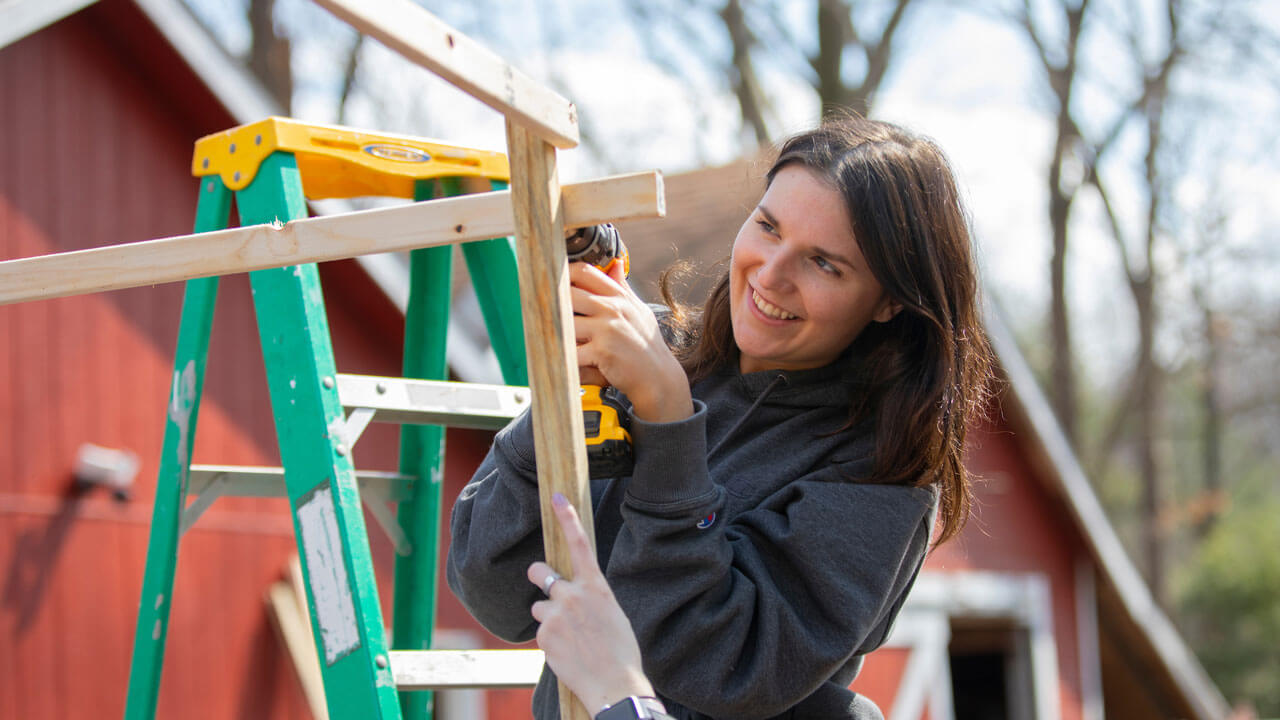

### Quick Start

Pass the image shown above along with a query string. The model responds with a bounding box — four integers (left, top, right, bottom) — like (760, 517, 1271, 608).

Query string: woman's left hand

(528, 492, 656, 715)
(569, 262, 692, 423)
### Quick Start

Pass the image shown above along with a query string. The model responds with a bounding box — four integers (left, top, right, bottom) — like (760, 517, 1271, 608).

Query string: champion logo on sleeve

(696, 512, 717, 530)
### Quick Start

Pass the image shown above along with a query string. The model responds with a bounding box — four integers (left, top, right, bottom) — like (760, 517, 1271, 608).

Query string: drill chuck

(566, 223, 628, 276)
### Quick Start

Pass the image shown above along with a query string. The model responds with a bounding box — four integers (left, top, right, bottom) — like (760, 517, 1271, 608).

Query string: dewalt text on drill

(567, 223, 634, 479)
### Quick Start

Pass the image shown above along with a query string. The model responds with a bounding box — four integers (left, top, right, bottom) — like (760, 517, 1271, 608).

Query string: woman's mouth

(752, 289, 797, 320)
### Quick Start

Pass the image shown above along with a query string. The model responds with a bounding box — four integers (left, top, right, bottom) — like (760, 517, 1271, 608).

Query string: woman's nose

(755, 248, 793, 291)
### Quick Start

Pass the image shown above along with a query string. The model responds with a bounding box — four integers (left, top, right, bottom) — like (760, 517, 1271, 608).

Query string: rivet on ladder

(375, 654, 388, 669)
(202, 157, 209, 169)
(323, 376, 335, 389)
(376, 382, 387, 394)
(234, 171, 241, 182)
(336, 444, 348, 456)
(229, 143, 237, 154)
(255, 134, 263, 145)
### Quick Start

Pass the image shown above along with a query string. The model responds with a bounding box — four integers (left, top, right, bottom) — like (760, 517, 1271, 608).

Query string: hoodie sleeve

(607, 407, 936, 720)
(445, 410, 545, 643)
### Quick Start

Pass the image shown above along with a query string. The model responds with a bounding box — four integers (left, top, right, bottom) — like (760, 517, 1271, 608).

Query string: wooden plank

(314, 0, 579, 149)
(0, 171, 663, 305)
(388, 650, 546, 690)
(505, 120, 595, 720)
(265, 578, 329, 720)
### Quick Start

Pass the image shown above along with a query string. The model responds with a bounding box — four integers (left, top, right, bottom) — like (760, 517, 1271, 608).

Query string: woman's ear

(873, 299, 903, 323)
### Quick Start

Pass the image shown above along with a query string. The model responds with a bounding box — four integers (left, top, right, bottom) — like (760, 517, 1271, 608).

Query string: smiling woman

(448, 114, 995, 720)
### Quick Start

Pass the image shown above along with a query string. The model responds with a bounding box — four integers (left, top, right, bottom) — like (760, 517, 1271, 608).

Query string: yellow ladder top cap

(191, 117, 511, 197)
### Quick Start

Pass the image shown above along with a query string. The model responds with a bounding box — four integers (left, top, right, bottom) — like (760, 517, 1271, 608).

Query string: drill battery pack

(580, 384, 634, 479)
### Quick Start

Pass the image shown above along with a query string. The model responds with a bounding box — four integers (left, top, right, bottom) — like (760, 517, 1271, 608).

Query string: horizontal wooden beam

(0, 171, 664, 305)
(314, 0, 579, 149)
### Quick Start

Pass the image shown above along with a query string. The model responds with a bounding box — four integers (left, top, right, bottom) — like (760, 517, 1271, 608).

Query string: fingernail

(552, 492, 568, 508)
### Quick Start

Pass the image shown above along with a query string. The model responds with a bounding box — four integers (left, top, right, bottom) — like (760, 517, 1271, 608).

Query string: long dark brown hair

(662, 115, 994, 545)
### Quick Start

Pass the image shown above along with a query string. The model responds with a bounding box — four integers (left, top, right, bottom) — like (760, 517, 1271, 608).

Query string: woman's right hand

(569, 262, 693, 423)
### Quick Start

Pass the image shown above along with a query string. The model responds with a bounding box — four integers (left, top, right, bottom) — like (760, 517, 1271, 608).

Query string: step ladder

(122, 117, 570, 720)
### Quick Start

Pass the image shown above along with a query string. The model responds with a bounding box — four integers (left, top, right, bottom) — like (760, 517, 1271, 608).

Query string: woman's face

(730, 165, 897, 374)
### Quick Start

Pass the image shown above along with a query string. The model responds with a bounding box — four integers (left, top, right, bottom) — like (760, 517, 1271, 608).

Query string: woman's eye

(756, 219, 776, 235)
(813, 256, 840, 275)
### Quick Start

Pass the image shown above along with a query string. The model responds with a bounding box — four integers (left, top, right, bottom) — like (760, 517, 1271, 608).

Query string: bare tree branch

(857, 0, 915, 109)
(337, 34, 364, 124)
(721, 0, 772, 144)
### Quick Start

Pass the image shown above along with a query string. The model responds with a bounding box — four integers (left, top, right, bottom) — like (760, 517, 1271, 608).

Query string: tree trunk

(721, 0, 771, 145)
(1133, 272, 1164, 606)
(1197, 306, 1224, 537)
(1048, 142, 1077, 448)
(814, 0, 852, 112)
(1020, 0, 1089, 450)
(249, 0, 292, 113)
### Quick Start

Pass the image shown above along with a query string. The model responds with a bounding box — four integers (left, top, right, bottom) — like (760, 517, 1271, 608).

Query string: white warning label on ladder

(297, 484, 361, 665)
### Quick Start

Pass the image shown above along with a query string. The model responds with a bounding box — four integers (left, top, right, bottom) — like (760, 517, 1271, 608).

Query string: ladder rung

(337, 374, 529, 430)
(389, 649, 545, 690)
(188, 465, 415, 500)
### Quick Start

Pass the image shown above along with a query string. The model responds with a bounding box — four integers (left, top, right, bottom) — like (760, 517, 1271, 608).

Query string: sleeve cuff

(626, 399, 715, 508)
(493, 408, 537, 475)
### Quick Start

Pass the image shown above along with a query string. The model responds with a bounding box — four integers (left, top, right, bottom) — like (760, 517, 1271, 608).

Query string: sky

(186, 0, 1280, 386)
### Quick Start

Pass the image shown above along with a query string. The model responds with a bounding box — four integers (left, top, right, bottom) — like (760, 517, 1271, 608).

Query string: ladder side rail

(460, 178, 528, 386)
(505, 121, 597, 720)
(393, 178, 455, 720)
(123, 178, 231, 720)
(241, 151, 401, 719)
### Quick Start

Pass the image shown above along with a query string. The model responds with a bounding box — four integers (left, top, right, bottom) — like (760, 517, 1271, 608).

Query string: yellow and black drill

(567, 223, 634, 479)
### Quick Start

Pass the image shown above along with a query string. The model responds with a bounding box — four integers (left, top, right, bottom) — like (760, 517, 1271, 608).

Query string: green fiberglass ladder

(123, 117, 545, 720)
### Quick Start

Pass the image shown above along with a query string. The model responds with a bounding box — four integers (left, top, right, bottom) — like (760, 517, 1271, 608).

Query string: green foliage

(1175, 495, 1280, 714)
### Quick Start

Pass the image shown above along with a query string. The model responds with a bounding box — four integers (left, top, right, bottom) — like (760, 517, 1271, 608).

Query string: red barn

(1, 1, 1229, 719)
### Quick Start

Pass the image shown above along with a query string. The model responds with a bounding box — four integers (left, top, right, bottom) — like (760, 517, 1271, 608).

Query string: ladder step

(389, 649, 545, 690)
(336, 374, 529, 430)
(188, 465, 414, 500)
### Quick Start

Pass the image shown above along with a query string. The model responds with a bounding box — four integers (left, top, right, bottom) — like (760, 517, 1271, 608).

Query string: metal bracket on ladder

(180, 466, 416, 534)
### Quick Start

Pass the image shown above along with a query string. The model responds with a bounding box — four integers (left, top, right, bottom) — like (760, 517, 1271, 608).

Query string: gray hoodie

(447, 360, 937, 719)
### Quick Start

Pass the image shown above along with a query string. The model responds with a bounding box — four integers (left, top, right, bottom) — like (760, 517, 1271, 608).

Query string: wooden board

(0, 171, 664, 305)
(505, 120, 595, 720)
(314, 0, 579, 148)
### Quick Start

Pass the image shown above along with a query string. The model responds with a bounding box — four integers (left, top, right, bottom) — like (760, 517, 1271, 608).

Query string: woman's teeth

(752, 290, 797, 320)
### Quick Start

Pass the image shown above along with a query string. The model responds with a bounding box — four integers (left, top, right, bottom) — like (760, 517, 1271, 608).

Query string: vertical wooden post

(504, 120, 596, 720)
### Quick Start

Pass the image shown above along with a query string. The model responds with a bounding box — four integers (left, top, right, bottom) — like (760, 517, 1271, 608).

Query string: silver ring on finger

(542, 572, 561, 596)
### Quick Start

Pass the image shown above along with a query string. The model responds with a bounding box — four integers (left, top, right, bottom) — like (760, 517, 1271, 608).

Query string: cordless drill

(567, 223, 635, 479)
